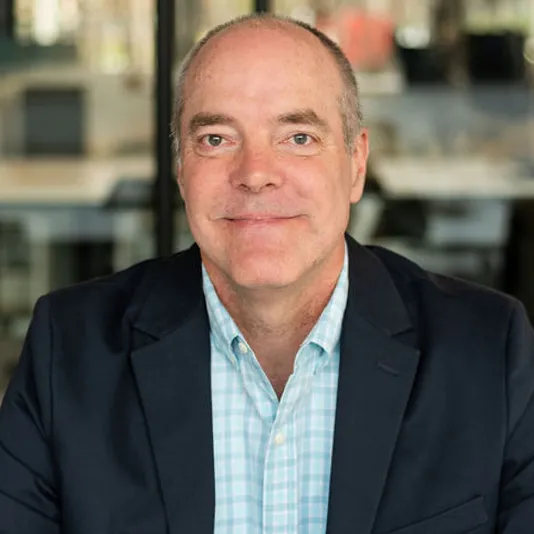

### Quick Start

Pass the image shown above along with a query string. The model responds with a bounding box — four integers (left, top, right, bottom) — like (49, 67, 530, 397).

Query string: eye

(292, 133, 312, 145)
(203, 134, 224, 147)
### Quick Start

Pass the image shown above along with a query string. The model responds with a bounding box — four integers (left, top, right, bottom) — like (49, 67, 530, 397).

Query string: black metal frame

(154, 0, 176, 257)
(255, 0, 271, 12)
(153, 0, 271, 257)
(1, 0, 15, 37)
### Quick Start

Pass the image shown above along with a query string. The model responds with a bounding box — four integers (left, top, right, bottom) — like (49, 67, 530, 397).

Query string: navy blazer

(0, 236, 533, 534)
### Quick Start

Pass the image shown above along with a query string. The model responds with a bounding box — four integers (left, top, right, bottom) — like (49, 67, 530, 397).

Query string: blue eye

(293, 133, 310, 145)
(205, 135, 223, 147)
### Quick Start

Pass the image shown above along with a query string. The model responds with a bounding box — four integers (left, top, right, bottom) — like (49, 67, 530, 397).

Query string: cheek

(180, 178, 208, 231)
(181, 176, 228, 236)
(292, 160, 351, 208)
(180, 164, 220, 209)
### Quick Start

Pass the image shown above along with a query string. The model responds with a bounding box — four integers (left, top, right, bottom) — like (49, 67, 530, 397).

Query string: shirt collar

(304, 243, 349, 356)
(202, 267, 241, 354)
(202, 242, 349, 361)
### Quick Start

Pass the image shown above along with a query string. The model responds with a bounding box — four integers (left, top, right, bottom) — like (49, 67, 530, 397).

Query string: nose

(229, 142, 282, 193)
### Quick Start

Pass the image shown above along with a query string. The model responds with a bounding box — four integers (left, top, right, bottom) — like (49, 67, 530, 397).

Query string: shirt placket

(262, 376, 299, 534)
(262, 344, 319, 534)
(232, 339, 322, 534)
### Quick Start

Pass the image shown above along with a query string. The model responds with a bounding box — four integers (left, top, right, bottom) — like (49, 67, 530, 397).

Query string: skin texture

(177, 20, 369, 395)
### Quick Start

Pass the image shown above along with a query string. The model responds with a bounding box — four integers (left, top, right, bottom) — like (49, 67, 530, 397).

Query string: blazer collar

(130, 244, 205, 339)
(343, 235, 413, 336)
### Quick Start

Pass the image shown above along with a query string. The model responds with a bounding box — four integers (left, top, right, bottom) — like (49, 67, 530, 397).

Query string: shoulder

(40, 244, 201, 327)
(366, 244, 522, 329)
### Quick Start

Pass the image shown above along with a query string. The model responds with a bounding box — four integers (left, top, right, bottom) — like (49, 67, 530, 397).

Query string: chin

(225, 251, 303, 290)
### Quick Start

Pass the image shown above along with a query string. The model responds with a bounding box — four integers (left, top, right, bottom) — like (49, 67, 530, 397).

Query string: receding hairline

(184, 16, 342, 94)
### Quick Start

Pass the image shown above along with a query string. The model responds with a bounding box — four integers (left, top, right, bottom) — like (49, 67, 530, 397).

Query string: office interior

(1, 0, 534, 393)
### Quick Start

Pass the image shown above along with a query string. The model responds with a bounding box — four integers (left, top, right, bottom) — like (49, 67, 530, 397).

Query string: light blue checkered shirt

(202, 246, 348, 534)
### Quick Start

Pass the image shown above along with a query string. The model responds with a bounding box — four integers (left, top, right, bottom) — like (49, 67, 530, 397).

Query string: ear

(349, 129, 369, 204)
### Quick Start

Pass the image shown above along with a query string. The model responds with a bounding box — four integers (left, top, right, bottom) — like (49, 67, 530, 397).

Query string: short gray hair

(171, 13, 363, 157)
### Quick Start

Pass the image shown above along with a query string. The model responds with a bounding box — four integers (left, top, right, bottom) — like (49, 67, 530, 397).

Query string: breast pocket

(384, 496, 488, 534)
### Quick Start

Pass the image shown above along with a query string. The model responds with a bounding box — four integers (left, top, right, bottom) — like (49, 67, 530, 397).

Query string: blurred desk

(373, 157, 534, 200)
(371, 156, 534, 248)
(0, 156, 154, 207)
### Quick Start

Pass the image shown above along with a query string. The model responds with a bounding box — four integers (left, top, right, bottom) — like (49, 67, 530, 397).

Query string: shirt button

(274, 432, 286, 446)
(237, 341, 248, 354)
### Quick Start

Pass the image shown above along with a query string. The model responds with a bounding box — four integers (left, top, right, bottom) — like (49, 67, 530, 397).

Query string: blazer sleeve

(498, 300, 534, 533)
(0, 296, 60, 534)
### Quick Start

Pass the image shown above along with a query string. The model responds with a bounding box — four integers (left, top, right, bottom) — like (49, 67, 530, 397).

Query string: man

(0, 13, 533, 534)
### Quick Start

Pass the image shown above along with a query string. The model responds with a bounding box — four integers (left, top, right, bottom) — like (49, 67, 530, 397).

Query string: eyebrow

(276, 109, 330, 133)
(188, 113, 237, 136)
(187, 109, 330, 136)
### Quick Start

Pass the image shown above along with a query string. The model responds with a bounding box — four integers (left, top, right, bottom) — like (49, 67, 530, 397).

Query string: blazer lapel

(327, 238, 421, 534)
(128, 246, 215, 534)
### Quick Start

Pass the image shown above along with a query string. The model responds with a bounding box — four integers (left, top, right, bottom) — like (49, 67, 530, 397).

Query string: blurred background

(1, 0, 534, 392)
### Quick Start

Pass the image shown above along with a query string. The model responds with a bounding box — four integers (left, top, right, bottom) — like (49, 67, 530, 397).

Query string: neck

(223, 281, 336, 354)
(204, 245, 345, 371)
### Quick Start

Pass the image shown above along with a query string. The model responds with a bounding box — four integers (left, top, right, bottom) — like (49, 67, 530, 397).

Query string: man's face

(178, 24, 368, 291)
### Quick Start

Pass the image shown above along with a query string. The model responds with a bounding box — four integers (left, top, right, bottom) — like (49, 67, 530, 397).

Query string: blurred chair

(396, 44, 449, 86)
(369, 200, 508, 288)
(465, 32, 526, 84)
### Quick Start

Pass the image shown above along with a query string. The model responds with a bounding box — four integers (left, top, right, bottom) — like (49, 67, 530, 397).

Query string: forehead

(183, 23, 343, 115)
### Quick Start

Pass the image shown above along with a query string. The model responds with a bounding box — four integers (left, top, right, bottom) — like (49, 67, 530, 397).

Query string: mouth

(223, 215, 300, 227)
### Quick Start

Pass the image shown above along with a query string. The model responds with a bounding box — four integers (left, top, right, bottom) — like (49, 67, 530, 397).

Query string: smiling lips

(220, 215, 300, 231)
(225, 214, 299, 224)
(229, 214, 296, 220)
